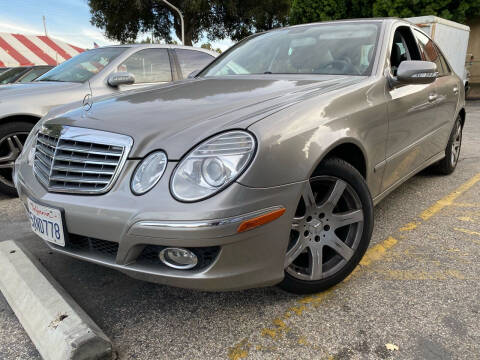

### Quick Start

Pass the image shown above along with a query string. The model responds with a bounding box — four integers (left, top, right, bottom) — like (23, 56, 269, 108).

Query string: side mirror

(395, 61, 437, 85)
(107, 72, 135, 87)
(187, 70, 200, 79)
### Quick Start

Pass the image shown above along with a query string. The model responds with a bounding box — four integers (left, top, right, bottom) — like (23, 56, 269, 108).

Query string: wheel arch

(312, 140, 368, 179)
(0, 114, 42, 126)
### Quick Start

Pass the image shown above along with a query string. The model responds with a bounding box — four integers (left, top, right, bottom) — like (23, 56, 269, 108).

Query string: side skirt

(372, 151, 445, 206)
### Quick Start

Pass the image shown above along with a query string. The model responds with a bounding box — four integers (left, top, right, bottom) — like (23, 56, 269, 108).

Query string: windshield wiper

(37, 79, 65, 82)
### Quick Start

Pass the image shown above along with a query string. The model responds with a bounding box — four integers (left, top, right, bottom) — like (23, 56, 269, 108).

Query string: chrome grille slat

(33, 125, 133, 194)
(36, 142, 56, 157)
(54, 154, 119, 166)
(51, 165, 115, 175)
(56, 144, 123, 156)
(49, 175, 111, 184)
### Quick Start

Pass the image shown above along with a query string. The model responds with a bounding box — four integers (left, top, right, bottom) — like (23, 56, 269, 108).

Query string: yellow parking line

(420, 173, 480, 220)
(227, 173, 480, 360)
(454, 228, 480, 237)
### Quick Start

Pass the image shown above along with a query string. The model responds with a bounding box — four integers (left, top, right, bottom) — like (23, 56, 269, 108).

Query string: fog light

(159, 248, 198, 269)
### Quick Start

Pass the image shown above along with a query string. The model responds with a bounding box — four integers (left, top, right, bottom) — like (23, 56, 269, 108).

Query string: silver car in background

(15, 19, 464, 294)
(0, 44, 217, 195)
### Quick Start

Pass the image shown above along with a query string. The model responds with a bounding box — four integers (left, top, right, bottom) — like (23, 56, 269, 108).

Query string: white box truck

(407, 16, 470, 93)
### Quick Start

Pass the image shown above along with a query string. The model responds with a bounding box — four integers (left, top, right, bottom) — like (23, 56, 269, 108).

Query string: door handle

(428, 93, 438, 102)
(453, 86, 459, 95)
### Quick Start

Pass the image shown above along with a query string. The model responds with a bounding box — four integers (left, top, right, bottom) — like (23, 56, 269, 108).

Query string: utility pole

(42, 16, 48, 37)
(162, 0, 184, 45)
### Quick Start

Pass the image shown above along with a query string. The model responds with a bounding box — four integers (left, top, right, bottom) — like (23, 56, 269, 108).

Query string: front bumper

(16, 158, 303, 291)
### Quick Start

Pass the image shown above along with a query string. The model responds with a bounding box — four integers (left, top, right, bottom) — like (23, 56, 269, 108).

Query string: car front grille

(33, 125, 133, 194)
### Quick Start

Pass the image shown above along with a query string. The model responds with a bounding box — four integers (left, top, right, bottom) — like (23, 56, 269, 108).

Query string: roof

(0, 32, 85, 68)
(100, 43, 219, 57)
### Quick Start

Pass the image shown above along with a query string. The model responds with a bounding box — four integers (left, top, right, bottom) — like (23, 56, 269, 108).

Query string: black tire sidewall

(433, 116, 462, 175)
(279, 157, 374, 294)
(0, 121, 35, 196)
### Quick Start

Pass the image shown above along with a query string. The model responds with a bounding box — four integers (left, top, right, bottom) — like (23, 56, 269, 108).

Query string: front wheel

(279, 158, 374, 294)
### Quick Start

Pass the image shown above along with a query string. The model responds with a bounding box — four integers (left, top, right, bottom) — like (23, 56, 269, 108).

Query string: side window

(119, 49, 172, 83)
(436, 45, 451, 75)
(20, 68, 50, 82)
(414, 30, 444, 75)
(175, 49, 215, 78)
(390, 27, 421, 76)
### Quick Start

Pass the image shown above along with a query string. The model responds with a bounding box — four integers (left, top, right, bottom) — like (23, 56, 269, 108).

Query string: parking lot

(0, 102, 479, 360)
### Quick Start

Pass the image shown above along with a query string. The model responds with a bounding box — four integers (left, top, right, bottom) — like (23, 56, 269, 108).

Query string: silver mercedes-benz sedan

(0, 44, 217, 195)
(14, 18, 465, 294)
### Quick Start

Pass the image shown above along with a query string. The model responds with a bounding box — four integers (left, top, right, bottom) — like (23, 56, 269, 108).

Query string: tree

(289, 0, 351, 24)
(201, 42, 222, 53)
(289, 0, 480, 25)
(372, 0, 480, 24)
(88, 0, 290, 46)
(221, 0, 292, 41)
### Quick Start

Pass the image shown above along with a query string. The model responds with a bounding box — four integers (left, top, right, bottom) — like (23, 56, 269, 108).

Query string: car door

(414, 29, 460, 151)
(116, 48, 174, 91)
(173, 49, 216, 79)
(381, 25, 438, 192)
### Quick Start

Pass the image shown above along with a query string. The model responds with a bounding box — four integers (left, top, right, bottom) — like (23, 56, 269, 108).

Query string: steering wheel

(321, 60, 360, 75)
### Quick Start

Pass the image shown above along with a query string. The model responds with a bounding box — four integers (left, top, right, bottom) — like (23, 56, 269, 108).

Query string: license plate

(26, 198, 65, 247)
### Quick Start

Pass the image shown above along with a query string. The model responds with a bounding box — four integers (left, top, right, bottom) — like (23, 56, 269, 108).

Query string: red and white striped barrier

(0, 32, 85, 68)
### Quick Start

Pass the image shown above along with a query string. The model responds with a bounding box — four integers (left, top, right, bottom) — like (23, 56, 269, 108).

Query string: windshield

(0, 67, 27, 84)
(201, 22, 381, 77)
(37, 47, 125, 83)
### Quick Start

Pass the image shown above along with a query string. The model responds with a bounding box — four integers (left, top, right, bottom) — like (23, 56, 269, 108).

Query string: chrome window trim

(34, 125, 133, 195)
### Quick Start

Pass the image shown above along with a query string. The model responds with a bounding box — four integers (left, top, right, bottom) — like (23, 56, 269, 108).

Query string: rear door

(382, 25, 438, 191)
(414, 29, 459, 151)
(173, 49, 216, 79)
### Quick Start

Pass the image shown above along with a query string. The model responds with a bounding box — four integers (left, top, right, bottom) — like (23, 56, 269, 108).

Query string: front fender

(237, 78, 388, 198)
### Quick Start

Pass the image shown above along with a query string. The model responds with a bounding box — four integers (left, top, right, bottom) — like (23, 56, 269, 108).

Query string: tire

(432, 116, 463, 175)
(279, 157, 374, 294)
(0, 121, 34, 196)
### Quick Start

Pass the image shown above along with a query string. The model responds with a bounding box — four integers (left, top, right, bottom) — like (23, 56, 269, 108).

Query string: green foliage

(200, 42, 222, 53)
(289, 0, 480, 25)
(372, 0, 480, 24)
(88, 0, 290, 46)
(289, 0, 349, 24)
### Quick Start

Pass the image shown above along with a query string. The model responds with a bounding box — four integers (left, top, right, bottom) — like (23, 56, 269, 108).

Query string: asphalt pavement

(1, 103, 480, 360)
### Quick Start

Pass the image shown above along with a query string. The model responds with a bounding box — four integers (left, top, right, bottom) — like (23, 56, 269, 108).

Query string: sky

(0, 0, 234, 50)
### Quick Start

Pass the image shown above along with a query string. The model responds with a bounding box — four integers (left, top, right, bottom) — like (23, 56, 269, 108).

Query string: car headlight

(131, 151, 168, 195)
(171, 130, 256, 202)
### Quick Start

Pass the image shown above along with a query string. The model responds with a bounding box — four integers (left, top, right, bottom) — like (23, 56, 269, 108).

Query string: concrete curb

(0, 240, 113, 360)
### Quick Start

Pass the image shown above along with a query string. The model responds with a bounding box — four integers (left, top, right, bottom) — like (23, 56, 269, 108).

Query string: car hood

(45, 76, 366, 159)
(0, 81, 82, 100)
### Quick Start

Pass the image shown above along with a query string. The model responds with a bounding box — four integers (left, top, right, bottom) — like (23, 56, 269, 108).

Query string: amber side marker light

(237, 207, 286, 233)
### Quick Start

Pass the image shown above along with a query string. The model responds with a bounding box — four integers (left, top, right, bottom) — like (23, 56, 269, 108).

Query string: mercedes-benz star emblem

(82, 93, 93, 112)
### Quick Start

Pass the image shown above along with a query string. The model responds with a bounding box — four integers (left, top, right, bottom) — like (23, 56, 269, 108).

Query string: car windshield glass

(200, 22, 381, 77)
(0, 67, 26, 84)
(37, 47, 125, 83)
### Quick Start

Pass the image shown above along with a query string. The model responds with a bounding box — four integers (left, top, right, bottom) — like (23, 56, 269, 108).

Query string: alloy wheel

(450, 122, 462, 167)
(0, 132, 29, 188)
(285, 176, 364, 281)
